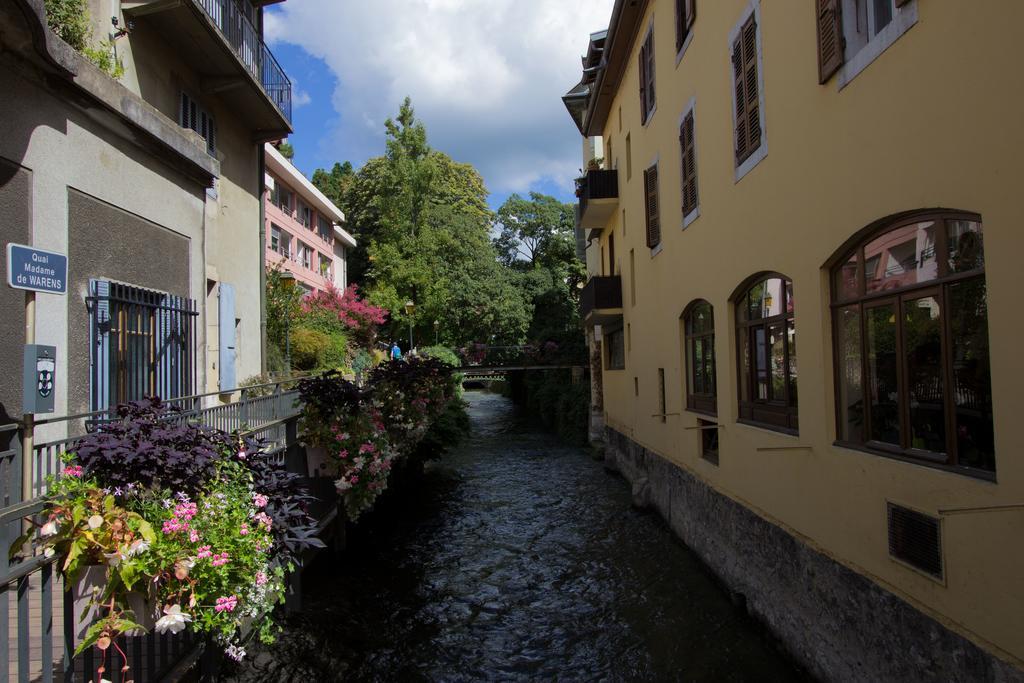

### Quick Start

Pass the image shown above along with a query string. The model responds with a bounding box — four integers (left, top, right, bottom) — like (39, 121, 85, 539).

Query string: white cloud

(265, 0, 615, 198)
(292, 84, 312, 108)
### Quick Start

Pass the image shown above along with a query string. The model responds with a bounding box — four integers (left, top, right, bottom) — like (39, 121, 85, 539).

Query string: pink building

(264, 143, 357, 294)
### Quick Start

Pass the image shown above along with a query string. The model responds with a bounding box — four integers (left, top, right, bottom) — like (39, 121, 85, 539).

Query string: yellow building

(564, 1, 1023, 678)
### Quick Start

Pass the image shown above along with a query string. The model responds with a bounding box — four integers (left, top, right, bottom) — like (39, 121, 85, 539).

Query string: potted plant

(11, 399, 322, 675)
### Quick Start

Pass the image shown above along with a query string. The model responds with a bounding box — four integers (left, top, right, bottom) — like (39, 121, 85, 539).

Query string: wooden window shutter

(742, 17, 761, 153)
(646, 32, 656, 115)
(817, 0, 844, 84)
(644, 166, 660, 248)
(680, 112, 697, 216)
(734, 15, 760, 165)
(732, 38, 748, 164)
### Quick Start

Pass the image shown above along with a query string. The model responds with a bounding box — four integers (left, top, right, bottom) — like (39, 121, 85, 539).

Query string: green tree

(276, 142, 294, 160)
(494, 192, 576, 269)
(265, 265, 304, 368)
(311, 161, 355, 210)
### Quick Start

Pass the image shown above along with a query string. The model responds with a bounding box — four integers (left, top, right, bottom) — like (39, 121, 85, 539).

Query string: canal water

(229, 391, 806, 682)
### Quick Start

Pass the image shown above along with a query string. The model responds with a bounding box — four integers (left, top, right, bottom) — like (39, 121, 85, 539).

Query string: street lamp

(433, 319, 440, 346)
(404, 300, 415, 353)
(280, 271, 296, 372)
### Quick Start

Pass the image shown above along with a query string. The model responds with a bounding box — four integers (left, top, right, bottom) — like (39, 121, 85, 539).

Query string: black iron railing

(581, 275, 623, 318)
(577, 169, 619, 220)
(194, 0, 292, 122)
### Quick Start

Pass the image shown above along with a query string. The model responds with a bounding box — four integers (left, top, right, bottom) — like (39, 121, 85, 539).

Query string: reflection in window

(683, 301, 716, 415)
(736, 275, 797, 433)
(831, 212, 994, 475)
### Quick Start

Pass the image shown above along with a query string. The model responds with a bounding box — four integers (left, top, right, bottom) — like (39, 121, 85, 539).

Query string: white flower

(154, 604, 192, 635)
(39, 520, 58, 538)
(104, 551, 121, 567)
(335, 478, 352, 492)
(87, 515, 104, 530)
(43, 547, 55, 558)
(224, 644, 246, 661)
(126, 539, 150, 557)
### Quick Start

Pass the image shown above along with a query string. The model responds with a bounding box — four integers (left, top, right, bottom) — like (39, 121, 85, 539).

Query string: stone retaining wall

(603, 427, 1022, 683)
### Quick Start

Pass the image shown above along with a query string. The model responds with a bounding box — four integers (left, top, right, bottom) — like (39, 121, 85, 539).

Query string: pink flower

(239, 523, 249, 536)
(252, 493, 268, 508)
(350, 476, 359, 485)
(255, 571, 268, 586)
(189, 528, 200, 543)
(237, 450, 247, 461)
(211, 552, 230, 567)
(338, 449, 349, 459)
(254, 512, 273, 530)
(359, 443, 376, 455)
(162, 518, 189, 534)
(215, 595, 238, 613)
(63, 465, 84, 478)
(197, 545, 213, 559)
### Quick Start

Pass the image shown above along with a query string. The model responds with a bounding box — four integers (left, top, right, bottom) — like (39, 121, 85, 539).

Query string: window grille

(88, 280, 198, 412)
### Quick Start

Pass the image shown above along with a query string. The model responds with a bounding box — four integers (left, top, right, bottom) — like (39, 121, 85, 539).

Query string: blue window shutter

(89, 280, 111, 412)
(218, 283, 237, 392)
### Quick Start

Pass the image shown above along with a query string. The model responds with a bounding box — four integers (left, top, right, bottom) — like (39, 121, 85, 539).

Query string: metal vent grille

(887, 503, 943, 579)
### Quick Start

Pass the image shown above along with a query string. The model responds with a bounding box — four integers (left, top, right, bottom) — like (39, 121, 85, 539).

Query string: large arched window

(735, 274, 797, 433)
(683, 300, 716, 415)
(831, 211, 994, 476)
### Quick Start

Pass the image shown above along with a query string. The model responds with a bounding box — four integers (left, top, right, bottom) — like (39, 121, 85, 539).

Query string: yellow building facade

(566, 1, 1024, 678)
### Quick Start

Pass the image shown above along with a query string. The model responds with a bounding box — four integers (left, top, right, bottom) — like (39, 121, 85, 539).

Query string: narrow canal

(230, 391, 806, 682)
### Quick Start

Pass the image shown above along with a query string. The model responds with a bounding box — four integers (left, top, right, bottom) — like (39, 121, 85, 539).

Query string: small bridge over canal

(453, 345, 586, 381)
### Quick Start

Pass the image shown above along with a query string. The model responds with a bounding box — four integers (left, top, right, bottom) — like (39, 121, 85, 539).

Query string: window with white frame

(817, 0, 917, 85)
(729, 2, 766, 180)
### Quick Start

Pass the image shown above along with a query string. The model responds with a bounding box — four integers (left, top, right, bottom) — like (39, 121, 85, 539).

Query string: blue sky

(265, 1, 615, 212)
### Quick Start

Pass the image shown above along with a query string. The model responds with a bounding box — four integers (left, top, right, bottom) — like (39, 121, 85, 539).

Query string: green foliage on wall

(44, 0, 89, 50)
(44, 0, 124, 78)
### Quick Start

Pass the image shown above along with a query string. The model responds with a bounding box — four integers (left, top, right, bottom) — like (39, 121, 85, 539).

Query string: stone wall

(603, 427, 1022, 683)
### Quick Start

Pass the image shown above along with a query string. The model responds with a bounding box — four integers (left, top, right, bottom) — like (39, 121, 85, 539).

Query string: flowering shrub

(298, 358, 459, 519)
(301, 284, 388, 348)
(11, 400, 322, 671)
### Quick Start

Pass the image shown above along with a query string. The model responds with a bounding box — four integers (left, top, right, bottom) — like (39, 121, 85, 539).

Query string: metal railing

(577, 169, 619, 221)
(193, 0, 293, 122)
(581, 275, 623, 318)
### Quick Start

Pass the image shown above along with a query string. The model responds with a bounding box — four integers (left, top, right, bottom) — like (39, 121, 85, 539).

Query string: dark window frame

(830, 211, 994, 479)
(683, 299, 716, 416)
(606, 327, 626, 370)
(734, 273, 798, 434)
(675, 0, 696, 54)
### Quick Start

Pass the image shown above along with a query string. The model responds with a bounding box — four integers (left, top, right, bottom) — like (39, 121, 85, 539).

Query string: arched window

(682, 300, 716, 415)
(831, 211, 993, 476)
(735, 274, 797, 432)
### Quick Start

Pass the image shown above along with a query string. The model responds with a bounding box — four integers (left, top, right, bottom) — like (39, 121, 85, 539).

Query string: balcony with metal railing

(580, 275, 623, 328)
(123, 0, 292, 137)
(576, 169, 619, 232)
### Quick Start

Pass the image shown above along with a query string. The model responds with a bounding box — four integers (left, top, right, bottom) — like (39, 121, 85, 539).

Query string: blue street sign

(5, 243, 67, 295)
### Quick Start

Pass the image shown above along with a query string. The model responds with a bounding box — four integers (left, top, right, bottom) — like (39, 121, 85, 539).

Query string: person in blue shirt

(390, 342, 402, 361)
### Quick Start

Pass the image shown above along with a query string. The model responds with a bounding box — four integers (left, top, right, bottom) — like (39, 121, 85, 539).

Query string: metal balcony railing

(577, 169, 619, 221)
(194, 0, 292, 122)
(580, 275, 623, 318)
